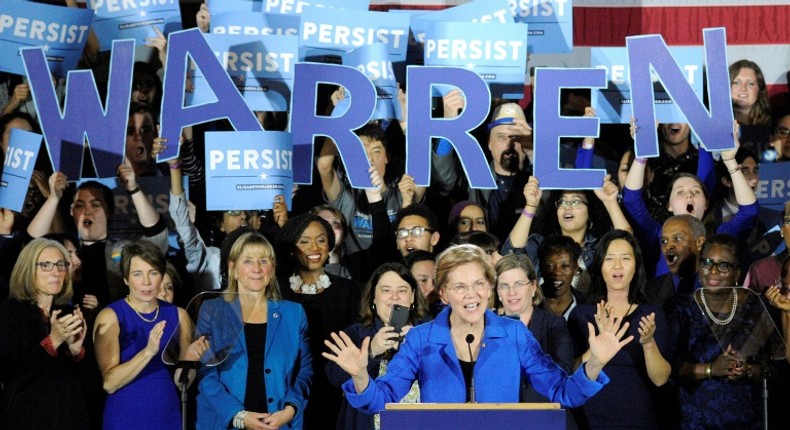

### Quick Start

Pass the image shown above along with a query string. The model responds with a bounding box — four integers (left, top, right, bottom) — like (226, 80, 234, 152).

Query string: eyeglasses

(457, 217, 486, 228)
(226, 210, 243, 216)
(775, 127, 790, 138)
(396, 226, 433, 239)
(445, 280, 490, 295)
(555, 199, 587, 209)
(36, 261, 70, 272)
(699, 258, 735, 274)
(496, 280, 531, 292)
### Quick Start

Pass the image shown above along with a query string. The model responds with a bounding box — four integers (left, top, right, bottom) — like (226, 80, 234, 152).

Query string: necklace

(125, 296, 160, 323)
(290, 273, 331, 294)
(699, 288, 738, 325)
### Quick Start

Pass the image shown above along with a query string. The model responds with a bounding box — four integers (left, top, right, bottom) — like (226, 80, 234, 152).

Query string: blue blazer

(196, 297, 313, 430)
(344, 307, 608, 414)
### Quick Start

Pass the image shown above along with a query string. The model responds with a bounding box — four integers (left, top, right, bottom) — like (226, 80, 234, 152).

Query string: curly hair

(275, 213, 335, 276)
(532, 190, 611, 241)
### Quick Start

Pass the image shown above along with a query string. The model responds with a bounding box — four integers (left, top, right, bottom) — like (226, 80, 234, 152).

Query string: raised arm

(575, 107, 597, 169)
(506, 176, 540, 249)
(637, 312, 671, 386)
(721, 122, 757, 207)
(27, 171, 67, 238)
(117, 158, 160, 228)
(594, 174, 632, 233)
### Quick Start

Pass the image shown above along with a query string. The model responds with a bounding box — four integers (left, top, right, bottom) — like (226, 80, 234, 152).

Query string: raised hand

(398, 174, 416, 207)
(720, 120, 741, 161)
(637, 312, 657, 345)
(593, 174, 619, 204)
(47, 172, 68, 201)
(443, 89, 464, 119)
(322, 331, 371, 387)
(0, 208, 14, 235)
(117, 158, 138, 192)
(272, 195, 288, 228)
(588, 301, 634, 367)
(196, 3, 211, 33)
(145, 26, 167, 67)
(522, 176, 541, 208)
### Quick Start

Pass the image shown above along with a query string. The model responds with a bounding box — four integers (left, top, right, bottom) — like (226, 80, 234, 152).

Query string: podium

(380, 403, 566, 430)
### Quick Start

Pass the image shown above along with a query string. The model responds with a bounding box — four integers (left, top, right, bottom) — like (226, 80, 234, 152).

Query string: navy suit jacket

(344, 307, 607, 414)
(196, 297, 313, 429)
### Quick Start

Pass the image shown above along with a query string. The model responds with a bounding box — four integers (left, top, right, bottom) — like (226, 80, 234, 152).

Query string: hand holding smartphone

(389, 304, 410, 342)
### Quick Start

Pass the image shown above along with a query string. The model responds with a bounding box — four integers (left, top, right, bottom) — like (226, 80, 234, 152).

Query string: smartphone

(389, 304, 410, 341)
(53, 304, 76, 317)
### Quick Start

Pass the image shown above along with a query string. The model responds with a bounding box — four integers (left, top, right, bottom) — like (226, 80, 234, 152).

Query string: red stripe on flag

(575, 6, 790, 46)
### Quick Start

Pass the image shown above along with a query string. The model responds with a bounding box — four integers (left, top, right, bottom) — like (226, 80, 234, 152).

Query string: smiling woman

(276, 213, 360, 429)
(324, 244, 634, 416)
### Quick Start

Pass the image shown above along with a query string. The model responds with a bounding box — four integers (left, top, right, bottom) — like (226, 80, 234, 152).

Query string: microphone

(466, 334, 476, 403)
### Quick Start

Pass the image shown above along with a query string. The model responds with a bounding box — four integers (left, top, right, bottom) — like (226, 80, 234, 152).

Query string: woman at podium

(323, 244, 633, 413)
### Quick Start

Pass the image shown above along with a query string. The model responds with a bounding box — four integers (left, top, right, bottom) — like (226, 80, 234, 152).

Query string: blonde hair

(435, 244, 495, 292)
(225, 232, 281, 301)
(495, 253, 543, 306)
(10, 238, 73, 305)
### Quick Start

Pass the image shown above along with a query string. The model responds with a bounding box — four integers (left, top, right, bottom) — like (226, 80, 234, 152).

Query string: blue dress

(568, 304, 668, 430)
(103, 299, 180, 430)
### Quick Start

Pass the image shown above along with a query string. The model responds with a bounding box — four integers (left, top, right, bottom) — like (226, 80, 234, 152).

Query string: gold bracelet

(705, 363, 712, 379)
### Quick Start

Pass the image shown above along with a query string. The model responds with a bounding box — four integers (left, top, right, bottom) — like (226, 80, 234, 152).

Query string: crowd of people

(2, 2, 790, 430)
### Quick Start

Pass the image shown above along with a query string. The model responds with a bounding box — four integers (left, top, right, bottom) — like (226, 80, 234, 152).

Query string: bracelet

(635, 158, 647, 165)
(168, 161, 182, 170)
(581, 141, 594, 150)
(721, 157, 735, 161)
(233, 410, 248, 429)
(127, 185, 141, 195)
(705, 363, 712, 379)
(728, 167, 740, 175)
(521, 208, 535, 219)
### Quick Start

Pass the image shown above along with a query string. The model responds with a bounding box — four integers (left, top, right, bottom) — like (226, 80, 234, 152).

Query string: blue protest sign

(299, 9, 410, 62)
(628, 28, 734, 158)
(187, 33, 297, 112)
(591, 46, 703, 124)
(159, 28, 263, 162)
(290, 62, 376, 187)
(87, 0, 182, 52)
(422, 21, 527, 98)
(410, 0, 512, 45)
(205, 131, 293, 210)
(22, 39, 134, 179)
(264, 0, 369, 14)
(342, 43, 400, 121)
(211, 12, 299, 37)
(0, 1, 93, 77)
(533, 68, 606, 190)
(510, 0, 573, 53)
(207, 0, 263, 14)
(406, 66, 493, 188)
(755, 163, 790, 212)
(0, 129, 42, 212)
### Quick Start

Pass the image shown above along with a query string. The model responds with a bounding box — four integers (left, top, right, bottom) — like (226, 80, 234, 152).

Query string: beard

(499, 146, 521, 174)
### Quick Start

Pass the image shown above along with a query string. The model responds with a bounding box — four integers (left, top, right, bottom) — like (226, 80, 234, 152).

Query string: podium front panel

(381, 408, 565, 430)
